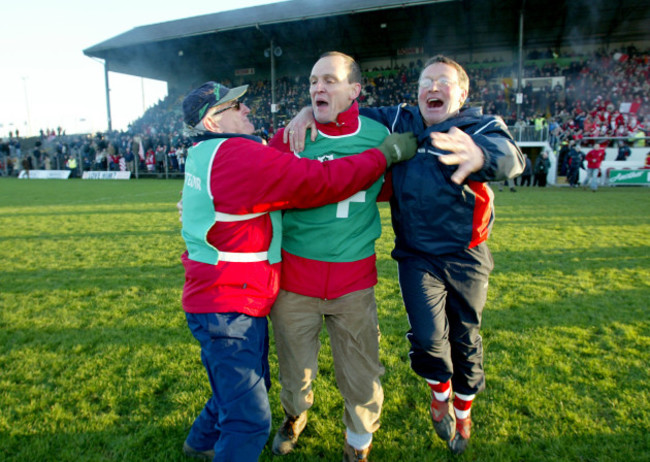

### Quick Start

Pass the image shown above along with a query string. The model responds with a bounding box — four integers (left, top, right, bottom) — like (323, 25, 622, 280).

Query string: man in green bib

(268, 52, 392, 462)
(178, 75, 416, 461)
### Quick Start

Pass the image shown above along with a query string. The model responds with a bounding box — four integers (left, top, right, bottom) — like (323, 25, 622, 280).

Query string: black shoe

(448, 416, 471, 455)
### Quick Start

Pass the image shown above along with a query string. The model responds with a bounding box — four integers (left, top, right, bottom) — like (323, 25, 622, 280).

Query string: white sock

(434, 388, 450, 401)
(346, 428, 372, 450)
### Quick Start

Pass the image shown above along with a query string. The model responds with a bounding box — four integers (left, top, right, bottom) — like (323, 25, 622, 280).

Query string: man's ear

(459, 88, 469, 106)
(203, 115, 221, 132)
(350, 82, 362, 101)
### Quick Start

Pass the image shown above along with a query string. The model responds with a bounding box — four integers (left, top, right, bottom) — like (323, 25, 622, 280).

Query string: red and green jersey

(282, 117, 388, 262)
(270, 102, 389, 299)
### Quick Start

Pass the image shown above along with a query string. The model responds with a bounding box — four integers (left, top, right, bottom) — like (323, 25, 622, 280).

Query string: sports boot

(271, 411, 307, 455)
(429, 393, 456, 442)
(343, 441, 372, 461)
(182, 441, 215, 460)
(448, 415, 471, 455)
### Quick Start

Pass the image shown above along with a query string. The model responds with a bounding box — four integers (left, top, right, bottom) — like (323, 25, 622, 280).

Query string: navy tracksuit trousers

(185, 312, 271, 462)
(397, 243, 493, 396)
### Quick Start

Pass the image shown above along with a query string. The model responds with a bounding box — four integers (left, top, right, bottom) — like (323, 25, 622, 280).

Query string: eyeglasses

(211, 100, 241, 116)
(418, 77, 457, 89)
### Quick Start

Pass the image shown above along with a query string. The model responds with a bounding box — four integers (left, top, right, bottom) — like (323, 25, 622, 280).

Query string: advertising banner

(18, 170, 71, 179)
(608, 169, 650, 185)
(82, 171, 131, 180)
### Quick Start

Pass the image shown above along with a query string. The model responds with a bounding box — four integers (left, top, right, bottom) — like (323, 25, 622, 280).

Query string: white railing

(507, 125, 549, 143)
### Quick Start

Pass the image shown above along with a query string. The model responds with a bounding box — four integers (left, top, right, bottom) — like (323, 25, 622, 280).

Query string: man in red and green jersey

(269, 52, 403, 462)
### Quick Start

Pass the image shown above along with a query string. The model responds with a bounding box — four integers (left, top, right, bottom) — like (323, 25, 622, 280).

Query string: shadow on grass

(0, 415, 192, 462)
(460, 431, 650, 462)
(376, 244, 650, 274)
(3, 421, 648, 462)
(483, 284, 649, 330)
(1, 207, 178, 219)
(0, 324, 191, 354)
(0, 230, 179, 244)
(1, 264, 184, 293)
(491, 245, 650, 268)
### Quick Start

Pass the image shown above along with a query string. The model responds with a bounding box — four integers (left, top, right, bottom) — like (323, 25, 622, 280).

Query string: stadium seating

(3, 48, 647, 178)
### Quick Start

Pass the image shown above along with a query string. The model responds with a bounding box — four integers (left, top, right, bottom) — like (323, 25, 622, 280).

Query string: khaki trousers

(269, 287, 384, 434)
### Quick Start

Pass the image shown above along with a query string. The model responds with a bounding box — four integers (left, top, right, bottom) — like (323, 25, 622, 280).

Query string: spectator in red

(145, 148, 155, 172)
(583, 143, 606, 191)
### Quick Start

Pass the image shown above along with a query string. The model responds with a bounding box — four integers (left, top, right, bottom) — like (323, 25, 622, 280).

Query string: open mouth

(314, 96, 329, 108)
(427, 98, 444, 109)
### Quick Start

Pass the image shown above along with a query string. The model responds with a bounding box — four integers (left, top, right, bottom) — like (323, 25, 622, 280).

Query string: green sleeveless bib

(181, 138, 282, 265)
(282, 116, 388, 262)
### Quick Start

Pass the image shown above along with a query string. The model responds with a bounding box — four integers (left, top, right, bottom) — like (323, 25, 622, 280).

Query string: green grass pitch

(1, 178, 649, 461)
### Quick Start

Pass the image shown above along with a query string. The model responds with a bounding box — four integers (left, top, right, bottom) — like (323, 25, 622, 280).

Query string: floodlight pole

(256, 25, 278, 132)
(270, 38, 276, 131)
(21, 77, 32, 137)
(104, 60, 113, 133)
(141, 77, 146, 113)
(516, 2, 524, 122)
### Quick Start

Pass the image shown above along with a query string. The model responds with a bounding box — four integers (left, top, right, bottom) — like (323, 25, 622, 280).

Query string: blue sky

(0, 0, 283, 137)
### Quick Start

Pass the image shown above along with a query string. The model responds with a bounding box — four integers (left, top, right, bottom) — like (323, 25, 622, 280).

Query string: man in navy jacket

(285, 55, 524, 455)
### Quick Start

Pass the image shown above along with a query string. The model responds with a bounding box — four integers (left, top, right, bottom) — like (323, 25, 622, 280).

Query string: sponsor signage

(19, 170, 71, 179)
(608, 169, 650, 185)
(235, 68, 255, 76)
(397, 47, 424, 56)
(82, 171, 131, 180)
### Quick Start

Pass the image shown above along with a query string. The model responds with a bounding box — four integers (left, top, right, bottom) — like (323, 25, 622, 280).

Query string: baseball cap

(182, 81, 248, 128)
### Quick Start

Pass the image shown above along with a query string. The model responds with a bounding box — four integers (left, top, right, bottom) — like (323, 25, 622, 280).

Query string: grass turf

(1, 178, 649, 461)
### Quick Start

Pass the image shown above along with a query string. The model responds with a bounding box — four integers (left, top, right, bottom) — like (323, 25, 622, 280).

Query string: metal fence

(507, 125, 549, 143)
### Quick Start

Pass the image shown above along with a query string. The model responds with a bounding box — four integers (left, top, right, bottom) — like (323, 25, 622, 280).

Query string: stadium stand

(2, 0, 649, 184)
(3, 48, 648, 180)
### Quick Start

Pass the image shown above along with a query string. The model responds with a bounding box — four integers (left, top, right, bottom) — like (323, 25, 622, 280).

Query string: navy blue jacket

(361, 104, 524, 258)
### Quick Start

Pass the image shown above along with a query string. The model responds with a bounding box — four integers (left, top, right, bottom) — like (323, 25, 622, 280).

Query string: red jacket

(269, 102, 381, 300)
(585, 148, 606, 169)
(181, 133, 386, 316)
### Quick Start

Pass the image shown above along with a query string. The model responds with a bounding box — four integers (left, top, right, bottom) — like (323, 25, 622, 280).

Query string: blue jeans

(585, 168, 600, 190)
(185, 312, 271, 461)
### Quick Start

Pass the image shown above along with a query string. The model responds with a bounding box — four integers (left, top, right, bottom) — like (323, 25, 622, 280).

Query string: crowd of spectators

(1, 46, 648, 177)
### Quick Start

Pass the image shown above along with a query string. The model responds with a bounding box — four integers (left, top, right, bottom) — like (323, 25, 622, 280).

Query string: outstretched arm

(433, 120, 524, 184)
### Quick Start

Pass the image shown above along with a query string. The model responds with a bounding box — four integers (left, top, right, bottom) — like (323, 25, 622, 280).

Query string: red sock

(453, 393, 474, 420)
(427, 379, 451, 401)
